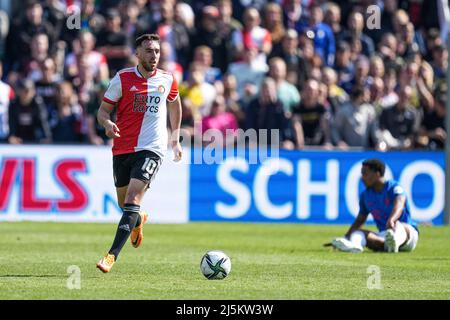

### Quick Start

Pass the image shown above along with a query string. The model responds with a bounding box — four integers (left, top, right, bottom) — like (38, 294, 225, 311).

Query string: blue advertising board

(189, 150, 444, 225)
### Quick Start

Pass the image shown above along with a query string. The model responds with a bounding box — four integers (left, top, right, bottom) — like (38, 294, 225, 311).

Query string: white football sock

(393, 222, 407, 246)
(350, 231, 367, 248)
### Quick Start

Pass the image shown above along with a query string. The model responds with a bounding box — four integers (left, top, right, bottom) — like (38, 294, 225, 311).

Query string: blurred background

(0, 0, 448, 225)
(0, 0, 448, 150)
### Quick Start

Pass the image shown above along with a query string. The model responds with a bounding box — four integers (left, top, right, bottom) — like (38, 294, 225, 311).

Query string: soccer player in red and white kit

(96, 34, 182, 273)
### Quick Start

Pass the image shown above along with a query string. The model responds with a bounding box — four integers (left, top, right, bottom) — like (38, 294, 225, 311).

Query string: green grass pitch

(0, 222, 449, 300)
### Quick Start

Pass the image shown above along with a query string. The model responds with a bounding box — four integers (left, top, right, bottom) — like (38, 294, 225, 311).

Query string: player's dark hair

(135, 34, 160, 48)
(362, 159, 385, 176)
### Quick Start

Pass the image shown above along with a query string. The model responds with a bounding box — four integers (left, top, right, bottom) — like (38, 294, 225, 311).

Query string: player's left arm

(168, 96, 183, 162)
(386, 195, 406, 230)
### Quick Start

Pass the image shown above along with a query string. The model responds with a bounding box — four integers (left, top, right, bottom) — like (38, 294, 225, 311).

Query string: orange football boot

(130, 211, 148, 248)
(96, 253, 115, 273)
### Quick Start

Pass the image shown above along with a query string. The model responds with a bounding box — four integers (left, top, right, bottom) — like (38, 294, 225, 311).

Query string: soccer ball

(200, 250, 231, 280)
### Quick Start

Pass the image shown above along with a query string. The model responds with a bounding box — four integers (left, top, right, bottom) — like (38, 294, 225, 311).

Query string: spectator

(268, 57, 300, 114)
(8, 32, 50, 85)
(192, 45, 222, 85)
(341, 56, 372, 94)
(96, 9, 132, 76)
(159, 41, 184, 84)
(26, 33, 52, 81)
(337, 10, 375, 58)
(322, 67, 348, 115)
(397, 22, 420, 59)
(222, 73, 245, 127)
(132, 0, 154, 25)
(49, 81, 85, 143)
(324, 2, 343, 39)
(34, 58, 60, 109)
(217, 0, 242, 33)
(228, 46, 267, 105)
(392, 9, 410, 38)
(282, 0, 304, 31)
(398, 60, 421, 109)
(179, 62, 217, 122)
(332, 85, 378, 149)
(231, 7, 272, 66)
(378, 32, 402, 70)
(292, 79, 331, 149)
(0, 62, 15, 142)
(60, 0, 105, 47)
(334, 41, 354, 85)
(120, 0, 152, 46)
(72, 53, 96, 110)
(201, 95, 239, 146)
(370, 77, 386, 115)
(154, 0, 191, 69)
(297, 5, 335, 67)
(349, 36, 364, 61)
(214, 0, 242, 73)
(43, 0, 66, 42)
(368, 55, 385, 112)
(6, 0, 56, 74)
(417, 60, 436, 111)
(245, 77, 294, 148)
(66, 31, 109, 82)
(378, 85, 420, 150)
(175, 2, 195, 33)
(263, 2, 286, 56)
(369, 55, 385, 79)
(297, 31, 316, 89)
(431, 44, 448, 82)
(270, 29, 309, 89)
(192, 5, 232, 75)
(378, 67, 399, 111)
(376, 0, 397, 42)
(231, 0, 268, 22)
(423, 28, 442, 62)
(180, 96, 196, 143)
(417, 91, 446, 150)
(0, 0, 447, 152)
(8, 79, 50, 144)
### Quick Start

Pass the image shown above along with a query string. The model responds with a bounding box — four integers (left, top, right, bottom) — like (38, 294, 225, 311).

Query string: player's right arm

(344, 214, 367, 239)
(344, 193, 369, 238)
(97, 101, 120, 139)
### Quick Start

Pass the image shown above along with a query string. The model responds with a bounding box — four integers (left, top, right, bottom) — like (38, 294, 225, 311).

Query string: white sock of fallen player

(393, 221, 408, 247)
(350, 230, 367, 250)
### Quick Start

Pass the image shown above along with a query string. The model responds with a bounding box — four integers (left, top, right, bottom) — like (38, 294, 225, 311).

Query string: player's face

(361, 165, 379, 188)
(137, 40, 160, 72)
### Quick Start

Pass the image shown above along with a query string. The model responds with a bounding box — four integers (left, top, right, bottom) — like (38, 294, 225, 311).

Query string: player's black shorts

(112, 150, 162, 188)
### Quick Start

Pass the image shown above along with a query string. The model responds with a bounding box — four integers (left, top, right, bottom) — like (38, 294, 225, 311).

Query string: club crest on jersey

(133, 93, 160, 113)
(158, 85, 165, 93)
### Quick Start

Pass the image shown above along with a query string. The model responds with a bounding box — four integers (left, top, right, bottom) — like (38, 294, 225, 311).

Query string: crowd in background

(0, 0, 448, 150)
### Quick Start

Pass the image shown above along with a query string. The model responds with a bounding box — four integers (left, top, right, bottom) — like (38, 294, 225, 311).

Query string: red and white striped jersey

(103, 66, 179, 158)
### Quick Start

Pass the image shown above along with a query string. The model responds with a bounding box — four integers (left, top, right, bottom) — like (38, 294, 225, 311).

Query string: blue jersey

(359, 180, 418, 232)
